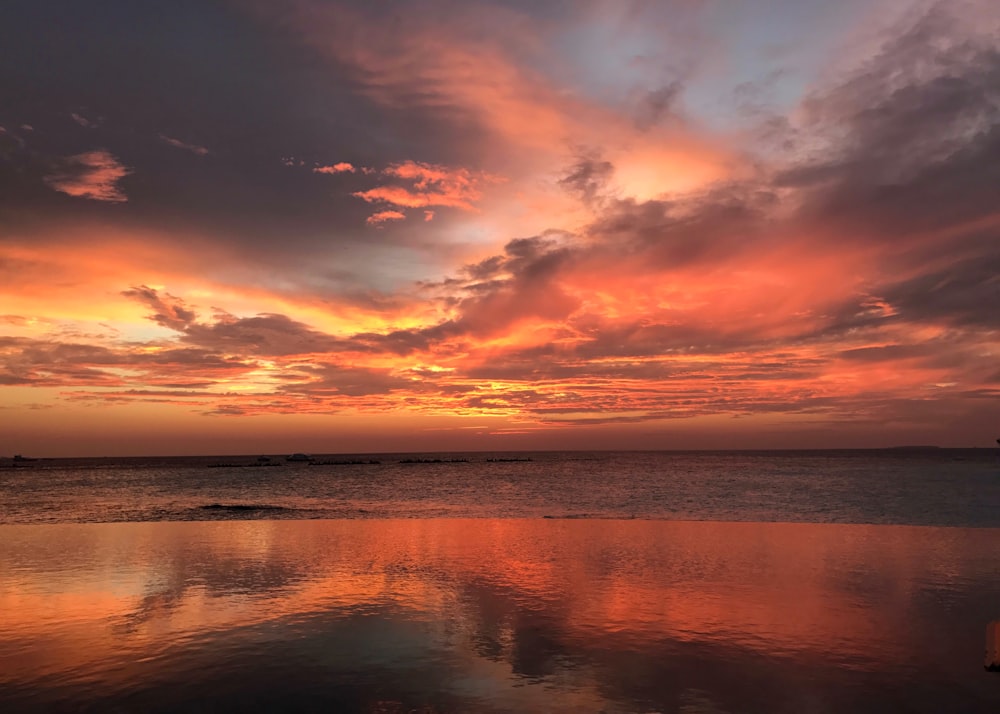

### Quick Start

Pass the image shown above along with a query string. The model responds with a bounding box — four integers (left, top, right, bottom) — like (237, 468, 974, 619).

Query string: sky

(1, 0, 999, 456)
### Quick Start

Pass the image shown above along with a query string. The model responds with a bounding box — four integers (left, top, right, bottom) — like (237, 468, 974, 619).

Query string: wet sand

(1, 519, 999, 712)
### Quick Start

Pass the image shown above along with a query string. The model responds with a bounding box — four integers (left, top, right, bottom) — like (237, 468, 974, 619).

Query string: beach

(3, 518, 999, 712)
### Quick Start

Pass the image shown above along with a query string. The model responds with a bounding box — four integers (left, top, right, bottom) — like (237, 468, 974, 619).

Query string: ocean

(3, 448, 1000, 526)
(2, 450, 1000, 712)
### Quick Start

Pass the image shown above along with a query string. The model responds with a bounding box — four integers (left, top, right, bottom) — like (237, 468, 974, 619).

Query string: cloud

(2, 332, 262, 393)
(122, 285, 197, 331)
(353, 161, 499, 222)
(1, 337, 136, 388)
(313, 162, 355, 174)
(43, 150, 132, 202)
(1, 315, 32, 326)
(4, 1, 1000, 442)
(365, 209, 406, 225)
(0, 125, 27, 153)
(158, 134, 209, 155)
(70, 112, 100, 129)
(558, 155, 615, 205)
(279, 362, 413, 397)
(258, 0, 737, 200)
(286, 155, 494, 225)
(634, 81, 685, 130)
(779, 6, 1000, 230)
(122, 286, 364, 357)
(181, 312, 350, 357)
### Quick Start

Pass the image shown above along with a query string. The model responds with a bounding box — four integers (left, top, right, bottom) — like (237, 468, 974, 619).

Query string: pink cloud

(424, 210, 435, 221)
(313, 162, 356, 174)
(43, 150, 132, 203)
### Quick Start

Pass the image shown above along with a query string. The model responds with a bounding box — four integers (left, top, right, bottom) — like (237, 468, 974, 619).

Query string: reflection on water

(1, 520, 999, 712)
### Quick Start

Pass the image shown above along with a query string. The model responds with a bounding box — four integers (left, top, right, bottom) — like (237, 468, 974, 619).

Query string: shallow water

(3, 449, 999, 526)
(1, 519, 999, 712)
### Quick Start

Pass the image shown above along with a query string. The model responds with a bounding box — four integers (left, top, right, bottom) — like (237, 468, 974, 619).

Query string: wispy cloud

(121, 285, 198, 331)
(43, 150, 132, 202)
(0, 125, 26, 150)
(70, 112, 100, 129)
(158, 134, 209, 155)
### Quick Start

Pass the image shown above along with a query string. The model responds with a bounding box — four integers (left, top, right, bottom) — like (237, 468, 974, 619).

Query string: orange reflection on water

(1, 519, 998, 710)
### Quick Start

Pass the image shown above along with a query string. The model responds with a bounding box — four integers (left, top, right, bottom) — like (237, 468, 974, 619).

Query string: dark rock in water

(987, 621, 1000, 671)
(398, 458, 469, 464)
(207, 461, 283, 468)
(310, 459, 381, 466)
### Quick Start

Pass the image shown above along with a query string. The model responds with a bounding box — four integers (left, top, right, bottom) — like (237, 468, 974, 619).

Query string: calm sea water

(2, 449, 999, 527)
(2, 519, 1000, 712)
(3, 450, 1000, 712)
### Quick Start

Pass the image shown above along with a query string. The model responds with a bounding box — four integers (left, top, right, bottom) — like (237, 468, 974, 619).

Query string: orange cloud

(365, 209, 406, 225)
(266, 1, 738, 199)
(43, 150, 132, 202)
(351, 161, 500, 223)
(313, 162, 355, 174)
(4, 2, 999, 451)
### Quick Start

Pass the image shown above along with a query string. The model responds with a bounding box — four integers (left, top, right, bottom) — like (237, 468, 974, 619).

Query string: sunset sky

(2, 0, 998, 455)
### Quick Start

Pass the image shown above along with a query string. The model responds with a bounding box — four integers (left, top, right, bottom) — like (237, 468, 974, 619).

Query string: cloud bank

(2, 0, 998, 451)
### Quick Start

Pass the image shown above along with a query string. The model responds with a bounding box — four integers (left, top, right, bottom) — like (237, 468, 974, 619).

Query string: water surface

(2, 519, 998, 712)
(3, 449, 999, 526)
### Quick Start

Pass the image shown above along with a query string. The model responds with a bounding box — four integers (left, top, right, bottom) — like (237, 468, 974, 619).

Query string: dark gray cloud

(0, 0, 482, 292)
(779, 7, 1000, 237)
(879, 253, 1000, 330)
(279, 363, 415, 398)
(559, 156, 615, 204)
(123, 286, 359, 356)
(122, 286, 197, 331)
(634, 81, 685, 130)
(0, 334, 257, 389)
(182, 314, 349, 358)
